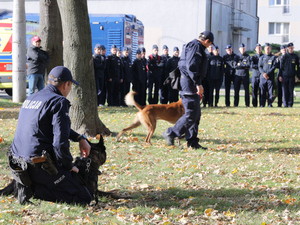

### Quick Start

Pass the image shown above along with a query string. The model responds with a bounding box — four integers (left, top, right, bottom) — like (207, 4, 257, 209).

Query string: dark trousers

(167, 94, 201, 146)
(95, 76, 105, 106)
(225, 74, 235, 106)
(148, 75, 160, 104)
(208, 79, 222, 106)
(277, 76, 283, 107)
(120, 81, 131, 106)
(107, 79, 120, 106)
(282, 76, 295, 107)
(252, 76, 260, 107)
(28, 164, 91, 205)
(160, 83, 169, 104)
(168, 84, 179, 103)
(202, 78, 209, 106)
(133, 82, 147, 106)
(234, 75, 250, 107)
(259, 77, 274, 107)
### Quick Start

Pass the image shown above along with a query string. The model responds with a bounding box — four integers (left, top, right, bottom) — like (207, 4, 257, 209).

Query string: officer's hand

(79, 139, 91, 158)
(296, 77, 299, 83)
(71, 166, 79, 173)
(279, 77, 283, 82)
(120, 79, 123, 83)
(197, 85, 204, 96)
(108, 78, 112, 82)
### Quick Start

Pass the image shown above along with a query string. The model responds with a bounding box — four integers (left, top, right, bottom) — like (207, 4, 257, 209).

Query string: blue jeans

(27, 74, 45, 96)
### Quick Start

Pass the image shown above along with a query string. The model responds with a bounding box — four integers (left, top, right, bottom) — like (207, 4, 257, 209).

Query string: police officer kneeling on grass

(162, 31, 214, 150)
(8, 66, 92, 205)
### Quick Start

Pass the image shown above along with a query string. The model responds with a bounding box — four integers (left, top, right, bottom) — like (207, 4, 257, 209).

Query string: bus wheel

(5, 89, 12, 96)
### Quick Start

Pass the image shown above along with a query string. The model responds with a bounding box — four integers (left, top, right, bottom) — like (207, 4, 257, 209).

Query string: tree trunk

(38, 0, 63, 82)
(57, 0, 110, 136)
(12, 0, 26, 102)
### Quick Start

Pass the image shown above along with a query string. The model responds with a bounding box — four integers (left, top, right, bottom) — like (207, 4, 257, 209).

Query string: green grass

(1, 94, 300, 224)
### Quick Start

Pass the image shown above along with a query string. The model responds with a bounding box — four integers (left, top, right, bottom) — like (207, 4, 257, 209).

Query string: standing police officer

(234, 43, 251, 107)
(106, 45, 123, 106)
(148, 45, 163, 104)
(279, 43, 300, 107)
(120, 47, 133, 106)
(207, 46, 224, 107)
(223, 45, 236, 107)
(203, 45, 214, 107)
(93, 44, 106, 106)
(276, 45, 286, 107)
(132, 49, 147, 106)
(160, 45, 171, 104)
(258, 43, 277, 107)
(10, 66, 92, 204)
(165, 46, 180, 103)
(251, 44, 263, 107)
(162, 31, 214, 149)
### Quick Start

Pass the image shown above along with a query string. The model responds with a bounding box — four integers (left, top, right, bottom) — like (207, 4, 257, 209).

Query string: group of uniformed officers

(93, 44, 180, 107)
(93, 41, 299, 108)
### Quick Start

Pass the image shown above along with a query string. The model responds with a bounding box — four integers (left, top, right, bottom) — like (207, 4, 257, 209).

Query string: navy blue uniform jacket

(178, 39, 208, 94)
(251, 53, 263, 78)
(223, 52, 236, 76)
(121, 56, 133, 82)
(234, 53, 251, 76)
(11, 84, 79, 170)
(207, 55, 224, 80)
(280, 52, 300, 78)
(106, 54, 123, 80)
(93, 53, 106, 78)
(132, 58, 147, 84)
(258, 54, 278, 80)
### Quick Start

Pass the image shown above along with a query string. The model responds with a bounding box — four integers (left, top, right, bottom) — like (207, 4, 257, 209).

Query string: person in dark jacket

(251, 44, 263, 107)
(276, 45, 286, 107)
(147, 45, 164, 104)
(165, 46, 180, 103)
(159, 45, 171, 104)
(207, 46, 224, 107)
(10, 66, 92, 205)
(234, 43, 251, 107)
(93, 44, 106, 106)
(223, 44, 236, 107)
(27, 36, 49, 96)
(258, 43, 278, 107)
(120, 47, 133, 106)
(203, 45, 213, 107)
(279, 42, 300, 107)
(106, 45, 123, 106)
(132, 49, 147, 106)
(162, 31, 214, 150)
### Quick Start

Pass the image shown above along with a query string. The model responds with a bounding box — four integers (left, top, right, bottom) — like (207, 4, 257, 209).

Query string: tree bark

(57, 0, 110, 136)
(39, 0, 63, 81)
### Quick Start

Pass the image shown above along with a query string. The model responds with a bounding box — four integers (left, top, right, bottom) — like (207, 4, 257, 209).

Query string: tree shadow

(97, 186, 298, 215)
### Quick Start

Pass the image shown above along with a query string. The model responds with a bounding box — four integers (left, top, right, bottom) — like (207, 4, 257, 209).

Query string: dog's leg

(145, 118, 156, 144)
(0, 179, 17, 196)
(116, 115, 141, 141)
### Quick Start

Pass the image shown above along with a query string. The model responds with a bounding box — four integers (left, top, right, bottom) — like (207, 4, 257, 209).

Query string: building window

(269, 22, 289, 43)
(269, 0, 290, 13)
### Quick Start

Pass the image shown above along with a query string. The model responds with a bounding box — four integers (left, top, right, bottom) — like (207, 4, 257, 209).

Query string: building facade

(258, 0, 300, 50)
(1, 0, 258, 55)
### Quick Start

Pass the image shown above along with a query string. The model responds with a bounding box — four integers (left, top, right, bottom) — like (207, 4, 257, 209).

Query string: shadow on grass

(97, 186, 298, 214)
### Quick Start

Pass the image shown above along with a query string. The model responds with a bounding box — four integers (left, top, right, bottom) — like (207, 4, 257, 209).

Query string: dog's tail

(125, 91, 144, 111)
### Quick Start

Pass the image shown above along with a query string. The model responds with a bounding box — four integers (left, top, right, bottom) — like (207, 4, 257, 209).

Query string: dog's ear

(98, 135, 104, 147)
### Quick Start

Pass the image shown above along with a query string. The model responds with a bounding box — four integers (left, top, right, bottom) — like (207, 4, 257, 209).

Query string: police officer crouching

(9, 66, 92, 205)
